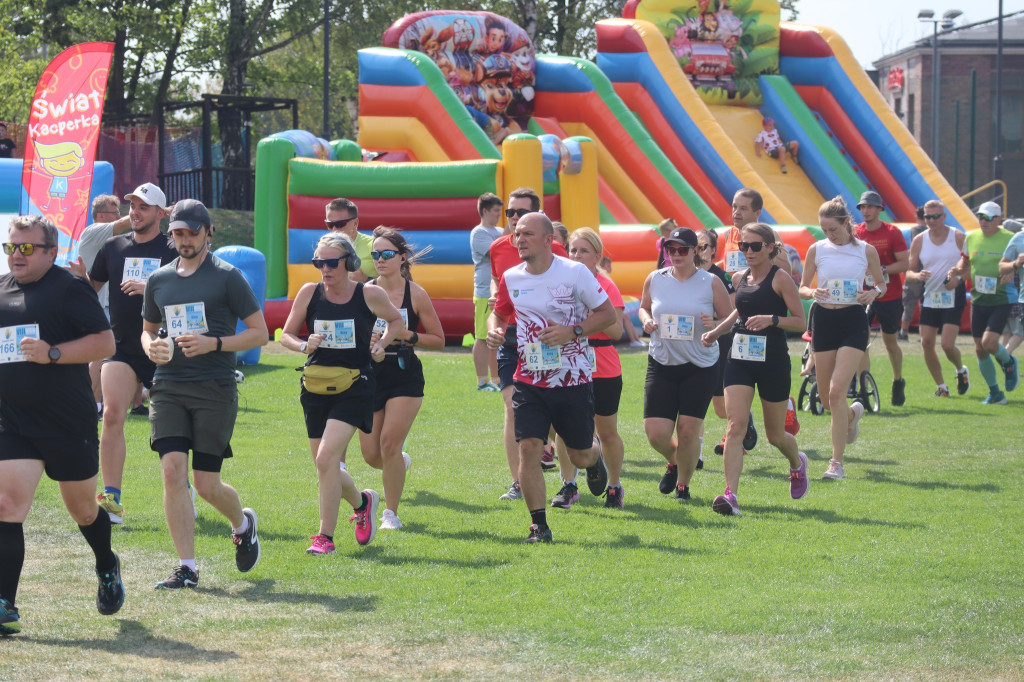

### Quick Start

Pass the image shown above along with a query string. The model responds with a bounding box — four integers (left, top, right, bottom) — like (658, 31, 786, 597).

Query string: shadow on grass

(191, 516, 307, 543)
(404, 490, 491, 513)
(201, 578, 376, 613)
(30, 619, 239, 661)
(741, 502, 926, 528)
(863, 469, 1000, 492)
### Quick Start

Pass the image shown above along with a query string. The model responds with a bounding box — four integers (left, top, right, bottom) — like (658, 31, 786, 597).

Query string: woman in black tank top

(357, 228, 444, 531)
(280, 233, 404, 554)
(701, 223, 807, 516)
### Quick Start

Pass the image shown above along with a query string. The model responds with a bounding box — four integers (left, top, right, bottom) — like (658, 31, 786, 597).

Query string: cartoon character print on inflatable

(384, 11, 536, 145)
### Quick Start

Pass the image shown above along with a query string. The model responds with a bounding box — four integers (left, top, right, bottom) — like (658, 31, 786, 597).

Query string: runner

(469, 192, 503, 391)
(701, 223, 807, 515)
(359, 227, 444, 529)
(799, 197, 886, 480)
(639, 227, 733, 500)
(1000, 222, 1024, 357)
(280, 233, 403, 554)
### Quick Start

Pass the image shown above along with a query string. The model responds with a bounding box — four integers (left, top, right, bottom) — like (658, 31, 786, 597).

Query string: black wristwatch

(771, 315, 779, 327)
(408, 331, 419, 345)
(572, 324, 584, 339)
(48, 346, 61, 364)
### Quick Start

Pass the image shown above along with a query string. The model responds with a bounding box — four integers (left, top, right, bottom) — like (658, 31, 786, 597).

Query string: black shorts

(512, 381, 594, 450)
(497, 343, 517, 390)
(593, 375, 622, 417)
(712, 333, 733, 398)
(865, 298, 903, 335)
(301, 372, 376, 438)
(811, 305, 869, 352)
(152, 436, 228, 473)
(104, 349, 157, 389)
(643, 356, 717, 421)
(919, 285, 967, 328)
(0, 430, 98, 482)
(372, 353, 424, 412)
(971, 303, 1013, 338)
(723, 352, 792, 403)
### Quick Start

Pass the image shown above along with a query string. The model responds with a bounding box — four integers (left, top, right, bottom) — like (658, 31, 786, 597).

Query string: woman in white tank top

(799, 197, 885, 481)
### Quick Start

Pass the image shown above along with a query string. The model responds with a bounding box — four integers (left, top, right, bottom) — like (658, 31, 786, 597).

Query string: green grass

(5, 338, 1024, 679)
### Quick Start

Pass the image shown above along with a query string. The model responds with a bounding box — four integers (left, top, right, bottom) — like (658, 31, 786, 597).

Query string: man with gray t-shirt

(470, 192, 504, 390)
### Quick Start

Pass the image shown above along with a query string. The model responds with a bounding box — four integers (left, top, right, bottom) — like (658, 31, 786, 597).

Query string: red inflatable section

(359, 84, 482, 161)
(778, 23, 834, 58)
(600, 224, 659, 262)
(595, 19, 647, 53)
(288, 194, 481, 231)
(265, 298, 475, 344)
(621, 0, 641, 20)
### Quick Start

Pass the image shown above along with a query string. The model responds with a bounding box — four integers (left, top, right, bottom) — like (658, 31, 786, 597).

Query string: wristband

(408, 331, 419, 346)
(216, 337, 222, 352)
(771, 314, 779, 327)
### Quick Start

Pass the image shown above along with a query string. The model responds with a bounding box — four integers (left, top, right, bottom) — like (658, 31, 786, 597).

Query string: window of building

(908, 94, 915, 135)
(997, 91, 1023, 155)
(894, 97, 903, 120)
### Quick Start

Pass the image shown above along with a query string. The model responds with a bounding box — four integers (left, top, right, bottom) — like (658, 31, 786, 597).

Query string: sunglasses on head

(924, 213, 944, 220)
(324, 217, 355, 229)
(3, 242, 50, 256)
(505, 208, 531, 218)
(312, 257, 342, 270)
(665, 244, 691, 256)
(737, 241, 764, 253)
(370, 249, 398, 261)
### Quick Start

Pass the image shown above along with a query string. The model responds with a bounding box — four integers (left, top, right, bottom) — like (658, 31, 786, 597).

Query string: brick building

(874, 11, 1024, 216)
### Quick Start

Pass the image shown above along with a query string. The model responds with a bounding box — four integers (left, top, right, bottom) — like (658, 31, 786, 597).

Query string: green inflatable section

(287, 158, 500, 199)
(254, 137, 295, 298)
(332, 139, 362, 161)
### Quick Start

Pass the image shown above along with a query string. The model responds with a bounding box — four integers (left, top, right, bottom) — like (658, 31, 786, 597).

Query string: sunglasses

(924, 213, 944, 220)
(665, 245, 691, 256)
(978, 213, 997, 221)
(370, 249, 398, 261)
(505, 208, 531, 219)
(697, 244, 713, 251)
(324, 217, 355, 229)
(312, 257, 342, 269)
(3, 242, 51, 256)
(737, 241, 764, 253)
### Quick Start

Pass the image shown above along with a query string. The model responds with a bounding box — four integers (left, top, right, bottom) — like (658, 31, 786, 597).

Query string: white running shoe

(380, 508, 403, 530)
(847, 402, 864, 444)
(188, 479, 198, 519)
(402, 452, 412, 471)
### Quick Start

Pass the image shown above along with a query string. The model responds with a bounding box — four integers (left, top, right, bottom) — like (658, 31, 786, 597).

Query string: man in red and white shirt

(487, 212, 615, 543)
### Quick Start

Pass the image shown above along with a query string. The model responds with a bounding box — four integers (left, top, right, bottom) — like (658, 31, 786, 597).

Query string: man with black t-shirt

(0, 216, 122, 636)
(0, 124, 15, 158)
(88, 183, 177, 524)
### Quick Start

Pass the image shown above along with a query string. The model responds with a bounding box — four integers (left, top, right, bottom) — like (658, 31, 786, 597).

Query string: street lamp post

(918, 8, 963, 164)
(994, 0, 1004, 180)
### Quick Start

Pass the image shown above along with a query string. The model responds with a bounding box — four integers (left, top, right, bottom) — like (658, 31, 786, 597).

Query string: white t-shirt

(756, 129, 783, 152)
(494, 256, 609, 388)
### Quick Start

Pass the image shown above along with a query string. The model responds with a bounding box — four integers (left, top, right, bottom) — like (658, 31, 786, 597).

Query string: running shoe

(629, 339, 648, 348)
(96, 552, 125, 616)
(351, 490, 379, 546)
(674, 484, 691, 501)
(306, 534, 336, 555)
(696, 455, 704, 470)
(712, 487, 740, 516)
(525, 524, 552, 543)
(585, 450, 608, 496)
(659, 464, 678, 494)
(603, 485, 624, 508)
(130, 404, 149, 417)
(956, 367, 970, 395)
(232, 508, 261, 572)
(189, 479, 197, 519)
(155, 565, 198, 590)
(891, 378, 907, 407)
(477, 381, 500, 392)
(97, 492, 124, 525)
(0, 597, 20, 636)
(551, 481, 580, 509)
(380, 509, 403, 530)
(541, 444, 557, 470)
(742, 412, 758, 450)
(982, 389, 1008, 405)
(784, 396, 800, 435)
(402, 451, 412, 471)
(499, 481, 523, 501)
(897, 329, 909, 341)
(934, 386, 951, 398)
(847, 402, 864, 445)
(789, 452, 809, 500)
(1003, 357, 1019, 392)
(714, 435, 725, 455)
(822, 459, 846, 480)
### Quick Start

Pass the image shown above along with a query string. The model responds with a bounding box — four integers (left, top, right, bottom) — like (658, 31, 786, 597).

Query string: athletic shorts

(766, 147, 781, 158)
(811, 305, 869, 352)
(866, 298, 903, 335)
(152, 436, 228, 473)
(1005, 308, 1024, 337)
(497, 343, 517, 390)
(643, 356, 717, 421)
(149, 378, 238, 458)
(372, 353, 424, 412)
(0, 430, 98, 482)
(301, 372, 376, 438)
(512, 381, 594, 450)
(971, 303, 1013, 338)
(473, 296, 490, 340)
(723, 353, 792, 403)
(593, 375, 622, 417)
(104, 349, 157, 389)
(712, 333, 733, 398)
(919, 285, 967, 329)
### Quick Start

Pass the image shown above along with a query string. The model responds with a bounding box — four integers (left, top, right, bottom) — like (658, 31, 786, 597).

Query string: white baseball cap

(124, 183, 168, 209)
(976, 201, 1002, 219)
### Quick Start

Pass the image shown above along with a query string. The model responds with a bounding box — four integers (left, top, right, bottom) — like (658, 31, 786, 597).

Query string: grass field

(4, 336, 1023, 679)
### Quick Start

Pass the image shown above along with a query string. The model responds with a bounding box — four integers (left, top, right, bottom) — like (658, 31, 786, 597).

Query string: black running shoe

(696, 456, 704, 470)
(0, 597, 19, 636)
(130, 404, 149, 417)
(742, 412, 758, 450)
(155, 565, 198, 590)
(603, 485, 624, 508)
(585, 453, 608, 496)
(957, 367, 970, 395)
(674, 484, 691, 500)
(551, 481, 580, 509)
(96, 552, 125, 616)
(233, 508, 261, 573)
(659, 463, 678, 494)
(892, 378, 906, 407)
(525, 524, 552, 543)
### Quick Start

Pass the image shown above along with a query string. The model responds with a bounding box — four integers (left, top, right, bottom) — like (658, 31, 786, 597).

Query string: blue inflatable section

(214, 246, 267, 366)
(780, 55, 962, 230)
(358, 48, 428, 87)
(287, 228, 473, 265)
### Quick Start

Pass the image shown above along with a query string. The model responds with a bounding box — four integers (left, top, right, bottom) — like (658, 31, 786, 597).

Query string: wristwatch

(873, 286, 883, 295)
(572, 324, 584, 339)
(299, 341, 308, 354)
(771, 315, 779, 327)
(48, 346, 61, 364)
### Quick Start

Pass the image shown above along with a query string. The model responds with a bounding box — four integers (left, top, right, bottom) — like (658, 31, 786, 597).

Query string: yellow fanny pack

(299, 364, 361, 395)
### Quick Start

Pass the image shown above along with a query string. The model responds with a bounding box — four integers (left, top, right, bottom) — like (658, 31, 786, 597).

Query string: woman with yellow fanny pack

(280, 233, 403, 556)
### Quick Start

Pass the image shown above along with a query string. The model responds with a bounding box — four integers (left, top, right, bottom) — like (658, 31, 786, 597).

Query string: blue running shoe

(982, 389, 1008, 405)
(1003, 356, 1019, 392)
(0, 597, 20, 636)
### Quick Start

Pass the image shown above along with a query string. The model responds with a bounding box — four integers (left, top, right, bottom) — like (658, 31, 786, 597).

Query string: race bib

(523, 342, 561, 372)
(926, 289, 955, 309)
(164, 302, 209, 338)
(0, 324, 39, 364)
(865, 271, 890, 287)
(372, 308, 408, 336)
(660, 313, 694, 341)
(731, 333, 767, 362)
(974, 276, 997, 295)
(586, 344, 596, 368)
(315, 319, 356, 349)
(122, 257, 161, 283)
(826, 279, 860, 304)
(725, 250, 748, 273)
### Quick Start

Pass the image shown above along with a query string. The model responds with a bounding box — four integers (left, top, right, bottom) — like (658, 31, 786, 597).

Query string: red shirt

(855, 221, 907, 301)
(590, 272, 623, 379)
(489, 234, 567, 325)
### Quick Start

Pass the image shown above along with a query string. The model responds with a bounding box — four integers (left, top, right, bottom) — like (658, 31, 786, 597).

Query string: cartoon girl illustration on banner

(33, 140, 84, 212)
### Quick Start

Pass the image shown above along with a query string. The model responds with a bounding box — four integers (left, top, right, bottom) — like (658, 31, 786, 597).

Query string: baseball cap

(762, 116, 774, 127)
(976, 201, 1002, 219)
(124, 183, 167, 209)
(168, 199, 211, 233)
(857, 191, 884, 209)
(664, 226, 699, 247)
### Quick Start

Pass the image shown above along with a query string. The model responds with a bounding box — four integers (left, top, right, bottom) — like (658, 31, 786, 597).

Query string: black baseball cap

(664, 226, 699, 247)
(168, 199, 211, 233)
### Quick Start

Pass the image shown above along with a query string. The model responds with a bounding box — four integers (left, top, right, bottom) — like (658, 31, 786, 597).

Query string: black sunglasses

(3, 242, 51, 256)
(737, 241, 764, 253)
(923, 213, 944, 220)
(370, 249, 398, 261)
(665, 244, 691, 255)
(324, 217, 355, 229)
(312, 257, 342, 269)
(505, 208, 531, 218)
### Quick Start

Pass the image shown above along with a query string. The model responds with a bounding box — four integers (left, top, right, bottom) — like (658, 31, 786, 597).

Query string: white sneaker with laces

(847, 402, 864, 444)
(380, 508, 402, 530)
(822, 459, 846, 480)
(402, 452, 412, 471)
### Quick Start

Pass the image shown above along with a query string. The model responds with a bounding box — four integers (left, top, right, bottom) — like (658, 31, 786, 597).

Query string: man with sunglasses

(470, 192, 504, 391)
(324, 198, 377, 282)
(0, 215, 123, 635)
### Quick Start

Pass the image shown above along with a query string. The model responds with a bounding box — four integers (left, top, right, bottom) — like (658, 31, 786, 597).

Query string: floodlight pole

(322, 0, 330, 140)
(994, 0, 1004, 180)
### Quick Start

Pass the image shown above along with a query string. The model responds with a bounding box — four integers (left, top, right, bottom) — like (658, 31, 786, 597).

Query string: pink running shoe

(350, 490, 380, 546)
(305, 534, 335, 555)
(541, 443, 557, 470)
(789, 452, 809, 499)
(712, 487, 740, 516)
